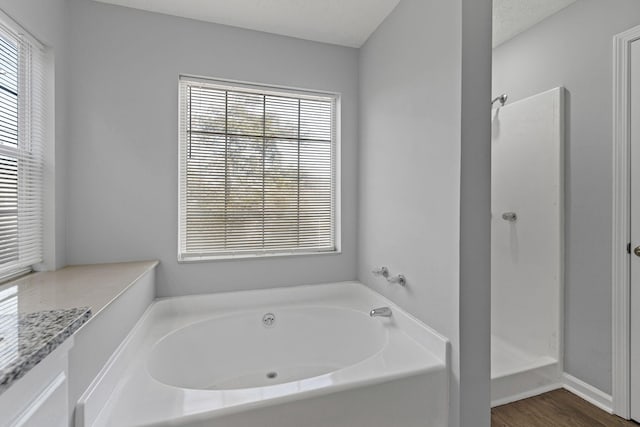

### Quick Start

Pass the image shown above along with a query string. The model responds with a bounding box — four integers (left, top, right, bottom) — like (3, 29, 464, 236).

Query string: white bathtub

(77, 282, 449, 427)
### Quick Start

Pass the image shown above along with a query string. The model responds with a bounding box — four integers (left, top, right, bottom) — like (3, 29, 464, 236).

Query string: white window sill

(178, 249, 341, 263)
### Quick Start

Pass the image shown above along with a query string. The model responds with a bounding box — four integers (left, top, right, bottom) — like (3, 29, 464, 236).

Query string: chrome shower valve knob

(372, 266, 389, 278)
(388, 274, 407, 287)
(502, 212, 517, 222)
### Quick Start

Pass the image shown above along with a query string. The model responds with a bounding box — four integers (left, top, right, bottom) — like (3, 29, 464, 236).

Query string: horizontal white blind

(179, 78, 337, 260)
(0, 21, 45, 279)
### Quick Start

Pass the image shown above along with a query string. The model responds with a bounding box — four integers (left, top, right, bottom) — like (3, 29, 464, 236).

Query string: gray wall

(0, 0, 69, 270)
(493, 0, 640, 394)
(3, 1, 496, 423)
(358, 0, 492, 425)
(66, 0, 359, 296)
(459, 1, 492, 425)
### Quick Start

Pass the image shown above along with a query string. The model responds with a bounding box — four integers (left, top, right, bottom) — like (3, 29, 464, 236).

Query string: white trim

(612, 24, 640, 419)
(0, 8, 45, 51)
(491, 383, 562, 408)
(0, 7, 56, 273)
(176, 76, 342, 262)
(180, 74, 341, 101)
(490, 372, 613, 414)
(563, 373, 613, 414)
(177, 248, 342, 263)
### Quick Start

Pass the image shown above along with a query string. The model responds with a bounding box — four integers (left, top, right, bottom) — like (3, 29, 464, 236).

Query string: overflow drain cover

(266, 372, 277, 379)
(262, 313, 276, 328)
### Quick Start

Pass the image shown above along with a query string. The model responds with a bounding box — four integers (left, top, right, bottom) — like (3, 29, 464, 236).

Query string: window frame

(0, 11, 46, 282)
(177, 75, 342, 262)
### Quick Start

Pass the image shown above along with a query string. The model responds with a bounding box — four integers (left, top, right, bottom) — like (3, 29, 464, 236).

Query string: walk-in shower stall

(491, 87, 565, 405)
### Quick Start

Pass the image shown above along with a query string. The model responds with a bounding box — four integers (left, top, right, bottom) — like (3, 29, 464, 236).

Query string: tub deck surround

(79, 282, 449, 427)
(0, 260, 158, 396)
(0, 306, 91, 395)
(5, 261, 159, 315)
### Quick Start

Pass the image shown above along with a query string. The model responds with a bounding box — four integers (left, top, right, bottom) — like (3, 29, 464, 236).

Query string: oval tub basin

(147, 307, 388, 390)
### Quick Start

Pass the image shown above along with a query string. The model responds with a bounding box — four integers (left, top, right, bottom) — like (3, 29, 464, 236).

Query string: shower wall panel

(491, 87, 564, 364)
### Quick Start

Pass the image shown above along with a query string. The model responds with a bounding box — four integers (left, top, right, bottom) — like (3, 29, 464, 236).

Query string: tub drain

(266, 371, 278, 379)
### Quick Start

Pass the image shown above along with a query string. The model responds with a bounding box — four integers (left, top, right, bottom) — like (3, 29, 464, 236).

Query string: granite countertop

(0, 305, 91, 395)
(0, 260, 158, 396)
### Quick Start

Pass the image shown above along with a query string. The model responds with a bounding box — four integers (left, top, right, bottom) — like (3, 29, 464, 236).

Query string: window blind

(178, 77, 338, 260)
(0, 20, 45, 279)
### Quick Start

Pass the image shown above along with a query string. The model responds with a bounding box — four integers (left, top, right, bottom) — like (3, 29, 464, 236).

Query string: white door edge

(612, 23, 640, 420)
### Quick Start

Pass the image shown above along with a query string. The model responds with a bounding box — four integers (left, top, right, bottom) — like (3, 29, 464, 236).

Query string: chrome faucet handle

(372, 266, 389, 278)
(388, 274, 406, 287)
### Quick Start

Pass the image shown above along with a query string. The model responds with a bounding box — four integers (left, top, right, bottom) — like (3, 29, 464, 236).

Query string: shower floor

(491, 335, 555, 379)
(491, 335, 560, 406)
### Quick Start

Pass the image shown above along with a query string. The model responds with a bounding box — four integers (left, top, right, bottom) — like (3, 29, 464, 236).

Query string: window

(178, 77, 339, 261)
(0, 18, 45, 280)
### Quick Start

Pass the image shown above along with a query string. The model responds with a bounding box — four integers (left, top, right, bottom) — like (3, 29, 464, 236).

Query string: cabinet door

(10, 372, 68, 427)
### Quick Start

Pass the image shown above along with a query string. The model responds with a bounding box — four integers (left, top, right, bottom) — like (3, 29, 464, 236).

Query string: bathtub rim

(150, 281, 448, 362)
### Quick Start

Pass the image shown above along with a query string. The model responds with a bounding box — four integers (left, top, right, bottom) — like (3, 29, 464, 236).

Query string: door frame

(612, 24, 640, 419)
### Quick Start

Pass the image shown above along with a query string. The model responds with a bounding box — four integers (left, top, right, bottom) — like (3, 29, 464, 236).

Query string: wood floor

(491, 389, 639, 427)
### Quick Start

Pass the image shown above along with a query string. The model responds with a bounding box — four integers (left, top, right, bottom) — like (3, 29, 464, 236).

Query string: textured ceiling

(90, 0, 400, 48)
(493, 0, 577, 47)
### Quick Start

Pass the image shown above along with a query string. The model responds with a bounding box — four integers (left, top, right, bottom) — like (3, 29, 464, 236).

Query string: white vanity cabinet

(0, 339, 72, 427)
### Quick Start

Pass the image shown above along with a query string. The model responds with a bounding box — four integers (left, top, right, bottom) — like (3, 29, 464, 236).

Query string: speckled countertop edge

(0, 307, 91, 395)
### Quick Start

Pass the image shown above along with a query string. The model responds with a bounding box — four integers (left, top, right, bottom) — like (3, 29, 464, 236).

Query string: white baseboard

(491, 382, 562, 407)
(562, 373, 613, 414)
(492, 372, 614, 414)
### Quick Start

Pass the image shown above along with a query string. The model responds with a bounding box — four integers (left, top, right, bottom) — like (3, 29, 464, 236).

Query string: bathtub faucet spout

(370, 307, 392, 318)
